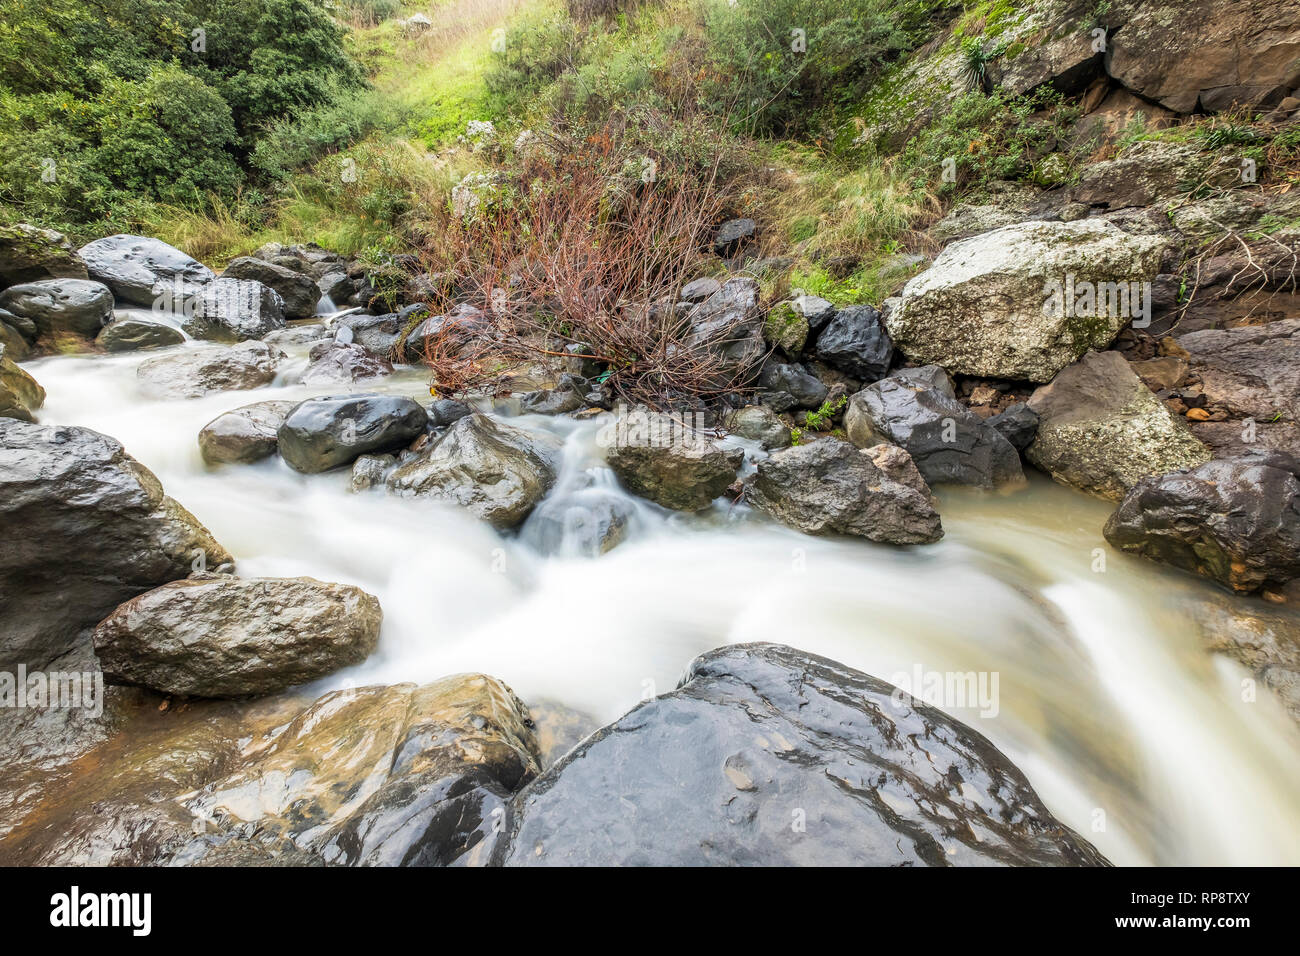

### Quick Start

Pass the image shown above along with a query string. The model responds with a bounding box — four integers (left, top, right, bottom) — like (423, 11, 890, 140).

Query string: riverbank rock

(386, 414, 562, 529)
(221, 257, 320, 319)
(199, 400, 296, 465)
(301, 342, 393, 385)
(137, 341, 283, 399)
(183, 277, 286, 342)
(97, 316, 185, 352)
(1, 675, 541, 866)
(746, 440, 943, 544)
(1189, 596, 1300, 726)
(0, 224, 88, 286)
(1027, 351, 1210, 500)
(335, 312, 403, 356)
(491, 643, 1109, 866)
(682, 278, 766, 385)
(1176, 318, 1300, 421)
(0, 420, 231, 669)
(0, 349, 44, 421)
(604, 414, 743, 511)
(77, 235, 214, 307)
(1104, 451, 1300, 594)
(845, 366, 1024, 489)
(94, 575, 382, 697)
(756, 361, 828, 412)
(886, 220, 1168, 382)
(725, 405, 791, 450)
(814, 304, 893, 381)
(278, 394, 427, 473)
(0, 278, 113, 340)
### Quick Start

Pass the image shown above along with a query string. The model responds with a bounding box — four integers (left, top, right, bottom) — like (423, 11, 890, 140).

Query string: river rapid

(25, 313, 1300, 867)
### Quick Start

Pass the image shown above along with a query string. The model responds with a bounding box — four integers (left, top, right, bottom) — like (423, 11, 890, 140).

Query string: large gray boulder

(93, 574, 382, 697)
(746, 440, 943, 544)
(1027, 351, 1210, 500)
(278, 394, 427, 473)
(814, 304, 893, 381)
(137, 341, 284, 399)
(182, 277, 286, 342)
(386, 414, 562, 529)
(0, 223, 88, 286)
(887, 220, 1169, 382)
(0, 420, 231, 669)
(603, 410, 743, 511)
(845, 366, 1024, 489)
(1104, 451, 1300, 594)
(221, 257, 320, 319)
(682, 277, 767, 386)
(199, 400, 296, 465)
(96, 317, 185, 352)
(301, 342, 393, 385)
(0, 278, 113, 340)
(492, 643, 1109, 866)
(77, 234, 214, 307)
(0, 349, 44, 422)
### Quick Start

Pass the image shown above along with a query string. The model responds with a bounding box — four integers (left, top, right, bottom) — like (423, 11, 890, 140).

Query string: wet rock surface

(0, 420, 231, 668)
(94, 574, 382, 697)
(492, 643, 1109, 866)
(301, 341, 394, 385)
(386, 413, 562, 528)
(746, 440, 943, 545)
(137, 341, 284, 399)
(814, 304, 893, 381)
(0, 278, 113, 341)
(221, 256, 321, 319)
(97, 317, 186, 352)
(198, 400, 296, 465)
(182, 277, 286, 342)
(78, 234, 214, 307)
(278, 394, 427, 473)
(605, 420, 743, 511)
(0, 224, 89, 286)
(0, 348, 44, 422)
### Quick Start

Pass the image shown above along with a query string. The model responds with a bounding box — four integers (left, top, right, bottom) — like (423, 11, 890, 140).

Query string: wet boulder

(96, 316, 185, 352)
(428, 398, 473, 427)
(221, 256, 320, 319)
(0, 310, 31, 359)
(386, 414, 562, 529)
(756, 361, 828, 412)
(334, 312, 403, 356)
(77, 234, 214, 307)
(725, 405, 791, 450)
(0, 278, 113, 340)
(1027, 350, 1210, 500)
(987, 402, 1040, 453)
(349, 453, 395, 492)
(301, 341, 393, 385)
(1175, 318, 1300, 422)
(0, 420, 231, 669)
(791, 294, 836, 333)
(0, 223, 88, 286)
(520, 486, 632, 557)
(886, 220, 1169, 382)
(1104, 451, 1300, 594)
(814, 304, 893, 381)
(198, 400, 296, 465)
(492, 643, 1109, 866)
(0, 348, 44, 422)
(518, 375, 586, 416)
(93, 574, 382, 697)
(182, 277, 286, 342)
(603, 411, 743, 511)
(746, 440, 943, 545)
(278, 394, 428, 474)
(682, 278, 767, 385)
(845, 366, 1024, 489)
(137, 341, 284, 399)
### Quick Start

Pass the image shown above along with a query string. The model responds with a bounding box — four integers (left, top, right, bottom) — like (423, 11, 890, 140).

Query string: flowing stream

(24, 315, 1300, 867)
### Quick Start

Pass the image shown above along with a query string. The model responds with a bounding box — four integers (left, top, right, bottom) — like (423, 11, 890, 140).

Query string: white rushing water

(24, 323, 1300, 867)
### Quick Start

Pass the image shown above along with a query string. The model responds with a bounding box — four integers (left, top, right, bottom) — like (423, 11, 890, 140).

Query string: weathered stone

(682, 278, 766, 385)
(278, 394, 427, 474)
(221, 256, 320, 319)
(1104, 451, 1300, 593)
(0, 224, 88, 286)
(183, 277, 286, 342)
(763, 301, 809, 355)
(137, 341, 283, 399)
(714, 218, 756, 256)
(845, 367, 1024, 489)
(1176, 318, 1300, 421)
(78, 235, 214, 307)
(492, 643, 1109, 866)
(725, 405, 791, 449)
(604, 413, 743, 511)
(0, 420, 231, 668)
(0, 278, 113, 340)
(386, 414, 562, 528)
(94, 574, 382, 697)
(1028, 351, 1211, 500)
(887, 220, 1169, 382)
(96, 317, 185, 352)
(0, 349, 44, 422)
(756, 361, 828, 412)
(814, 304, 893, 381)
(987, 402, 1040, 453)
(746, 440, 942, 544)
(349, 453, 395, 492)
(198, 400, 296, 465)
(301, 342, 393, 385)
(520, 487, 632, 557)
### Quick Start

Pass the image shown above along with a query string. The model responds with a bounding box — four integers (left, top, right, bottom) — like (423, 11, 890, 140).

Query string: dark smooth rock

(278, 394, 428, 474)
(1104, 451, 1300, 593)
(713, 218, 756, 256)
(814, 304, 893, 381)
(77, 235, 214, 307)
(845, 368, 1025, 489)
(428, 398, 473, 427)
(492, 643, 1110, 866)
(757, 361, 828, 412)
(0, 420, 231, 668)
(746, 439, 942, 544)
(987, 402, 1040, 453)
